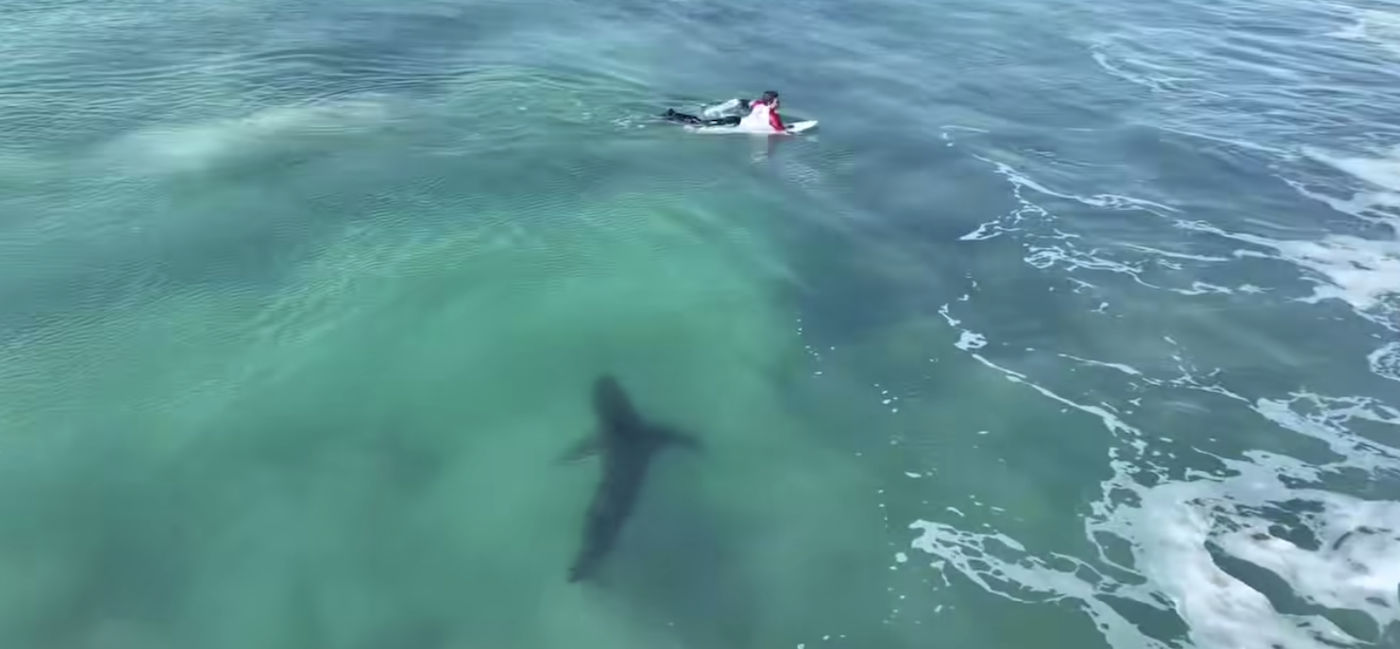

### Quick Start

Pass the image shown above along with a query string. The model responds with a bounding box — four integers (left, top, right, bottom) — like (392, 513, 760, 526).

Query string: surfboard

(687, 120, 819, 135)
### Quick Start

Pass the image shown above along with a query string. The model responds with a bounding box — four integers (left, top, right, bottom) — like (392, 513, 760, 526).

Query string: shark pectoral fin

(657, 427, 702, 452)
(559, 436, 601, 464)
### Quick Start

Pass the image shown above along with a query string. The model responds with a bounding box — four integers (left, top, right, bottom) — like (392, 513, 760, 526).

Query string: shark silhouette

(563, 374, 700, 583)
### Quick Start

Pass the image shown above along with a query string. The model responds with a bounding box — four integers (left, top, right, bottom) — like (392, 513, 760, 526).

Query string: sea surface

(1, 0, 1398, 647)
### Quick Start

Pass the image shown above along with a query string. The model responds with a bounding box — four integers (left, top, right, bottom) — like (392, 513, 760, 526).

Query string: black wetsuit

(662, 108, 740, 127)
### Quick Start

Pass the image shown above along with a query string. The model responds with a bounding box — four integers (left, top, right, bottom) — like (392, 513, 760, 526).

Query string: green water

(3, 0, 1400, 647)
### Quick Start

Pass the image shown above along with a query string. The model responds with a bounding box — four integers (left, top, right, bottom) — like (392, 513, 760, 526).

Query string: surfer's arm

(768, 108, 786, 132)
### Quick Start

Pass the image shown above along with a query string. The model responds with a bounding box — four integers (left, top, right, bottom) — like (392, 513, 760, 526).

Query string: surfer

(662, 91, 787, 133)
(740, 90, 786, 133)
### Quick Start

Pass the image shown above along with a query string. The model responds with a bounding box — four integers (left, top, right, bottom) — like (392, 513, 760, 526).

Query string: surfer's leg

(662, 109, 703, 125)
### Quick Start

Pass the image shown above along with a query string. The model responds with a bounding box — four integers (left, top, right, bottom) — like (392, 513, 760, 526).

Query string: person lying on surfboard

(662, 90, 787, 133)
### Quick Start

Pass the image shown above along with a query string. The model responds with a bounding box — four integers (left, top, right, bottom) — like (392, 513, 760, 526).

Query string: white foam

(911, 517, 1173, 649)
(1117, 482, 1376, 649)
(939, 303, 991, 353)
(1329, 7, 1400, 59)
(1122, 243, 1231, 263)
(1313, 146, 1400, 194)
(911, 325, 1400, 649)
(1057, 353, 1143, 376)
(1369, 342, 1400, 382)
(954, 331, 986, 351)
(1088, 36, 1193, 95)
(974, 156, 1176, 213)
(1287, 178, 1400, 226)
(911, 420, 1400, 649)
(1280, 236, 1400, 310)
(1299, 146, 1400, 230)
(937, 304, 960, 328)
(959, 220, 1013, 241)
(1272, 149, 1400, 380)
(1253, 391, 1400, 462)
(1175, 218, 1400, 323)
(960, 157, 1277, 302)
(1217, 497, 1400, 622)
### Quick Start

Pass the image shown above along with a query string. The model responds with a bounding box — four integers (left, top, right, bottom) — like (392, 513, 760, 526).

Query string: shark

(563, 374, 700, 583)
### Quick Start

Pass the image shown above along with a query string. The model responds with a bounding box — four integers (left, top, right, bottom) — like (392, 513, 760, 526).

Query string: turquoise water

(2, 0, 1399, 647)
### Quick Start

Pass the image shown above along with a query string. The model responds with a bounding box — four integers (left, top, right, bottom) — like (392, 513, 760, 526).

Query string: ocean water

(1, 0, 1398, 647)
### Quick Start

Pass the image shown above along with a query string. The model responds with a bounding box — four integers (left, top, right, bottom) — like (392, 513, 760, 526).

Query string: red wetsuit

(749, 99, 785, 132)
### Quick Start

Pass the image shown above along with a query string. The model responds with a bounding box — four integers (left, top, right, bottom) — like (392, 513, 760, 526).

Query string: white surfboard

(687, 120, 818, 135)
